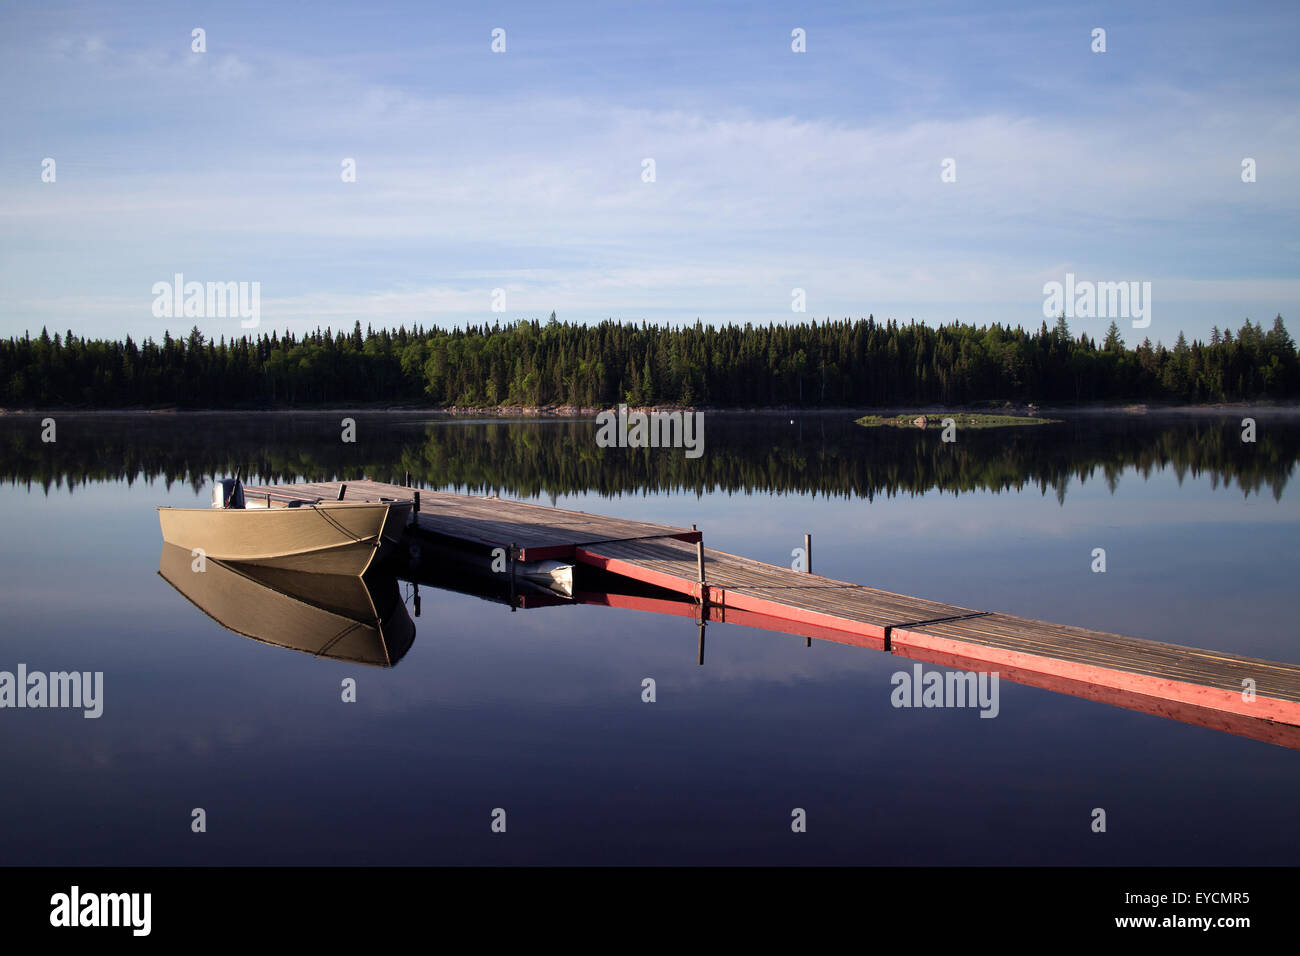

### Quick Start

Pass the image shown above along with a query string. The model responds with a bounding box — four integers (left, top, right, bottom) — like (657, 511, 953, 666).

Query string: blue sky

(1, 0, 1297, 346)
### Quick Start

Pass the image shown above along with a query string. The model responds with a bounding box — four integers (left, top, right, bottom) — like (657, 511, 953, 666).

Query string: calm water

(0, 410, 1297, 865)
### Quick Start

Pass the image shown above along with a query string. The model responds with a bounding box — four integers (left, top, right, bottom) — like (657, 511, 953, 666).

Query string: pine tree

(1103, 321, 1124, 353)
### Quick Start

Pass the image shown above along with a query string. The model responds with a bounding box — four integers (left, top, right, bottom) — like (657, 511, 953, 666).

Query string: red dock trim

(892, 638, 1300, 750)
(578, 591, 702, 620)
(891, 627, 1300, 727)
(574, 546, 890, 648)
(717, 605, 887, 650)
(576, 591, 888, 651)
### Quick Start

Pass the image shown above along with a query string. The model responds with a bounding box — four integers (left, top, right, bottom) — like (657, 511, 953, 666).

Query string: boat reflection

(158, 543, 415, 666)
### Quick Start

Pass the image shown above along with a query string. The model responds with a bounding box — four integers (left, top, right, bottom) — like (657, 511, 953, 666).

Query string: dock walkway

(243, 478, 701, 560)
(242, 478, 1300, 745)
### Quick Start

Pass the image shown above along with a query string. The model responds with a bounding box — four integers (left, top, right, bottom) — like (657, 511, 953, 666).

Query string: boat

(158, 478, 411, 576)
(158, 543, 415, 665)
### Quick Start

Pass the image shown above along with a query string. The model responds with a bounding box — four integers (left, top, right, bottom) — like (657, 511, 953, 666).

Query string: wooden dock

(242, 478, 700, 560)
(242, 478, 1300, 747)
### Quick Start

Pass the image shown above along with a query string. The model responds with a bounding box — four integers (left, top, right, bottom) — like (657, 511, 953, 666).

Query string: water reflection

(157, 543, 415, 666)
(4, 411, 1296, 501)
(158, 540, 1300, 751)
(566, 584, 1300, 751)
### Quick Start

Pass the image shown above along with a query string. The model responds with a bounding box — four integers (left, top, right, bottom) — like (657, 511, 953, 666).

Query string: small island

(855, 412, 1061, 430)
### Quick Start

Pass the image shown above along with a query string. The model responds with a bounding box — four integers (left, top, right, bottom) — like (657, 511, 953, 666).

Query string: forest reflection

(1, 411, 1293, 502)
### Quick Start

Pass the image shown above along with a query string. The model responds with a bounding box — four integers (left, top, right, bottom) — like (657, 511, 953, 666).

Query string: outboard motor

(212, 477, 246, 509)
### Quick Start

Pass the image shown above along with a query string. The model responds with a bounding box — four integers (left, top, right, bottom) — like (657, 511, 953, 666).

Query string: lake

(0, 409, 1296, 865)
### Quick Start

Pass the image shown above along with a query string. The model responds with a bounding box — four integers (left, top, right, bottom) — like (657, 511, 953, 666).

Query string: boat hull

(158, 501, 411, 576)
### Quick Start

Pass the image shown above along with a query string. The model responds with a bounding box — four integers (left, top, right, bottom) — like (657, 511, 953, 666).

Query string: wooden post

(804, 534, 812, 646)
(696, 539, 706, 608)
(337, 483, 347, 500)
(413, 583, 421, 618)
(413, 491, 420, 513)
(509, 543, 518, 612)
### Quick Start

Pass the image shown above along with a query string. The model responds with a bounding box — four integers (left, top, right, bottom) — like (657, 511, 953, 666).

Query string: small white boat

(521, 559, 574, 597)
(158, 479, 411, 577)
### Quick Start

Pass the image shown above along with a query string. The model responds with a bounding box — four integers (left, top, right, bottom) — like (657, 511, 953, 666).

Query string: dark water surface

(0, 410, 1297, 865)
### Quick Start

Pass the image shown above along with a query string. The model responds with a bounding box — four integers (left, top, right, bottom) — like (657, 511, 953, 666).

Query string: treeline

(2, 315, 1297, 408)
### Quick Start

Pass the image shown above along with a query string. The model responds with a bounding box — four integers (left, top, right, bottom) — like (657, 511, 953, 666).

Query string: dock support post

(413, 583, 420, 618)
(509, 543, 518, 612)
(804, 532, 812, 647)
(693, 530, 708, 663)
(696, 539, 707, 609)
(413, 491, 420, 514)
